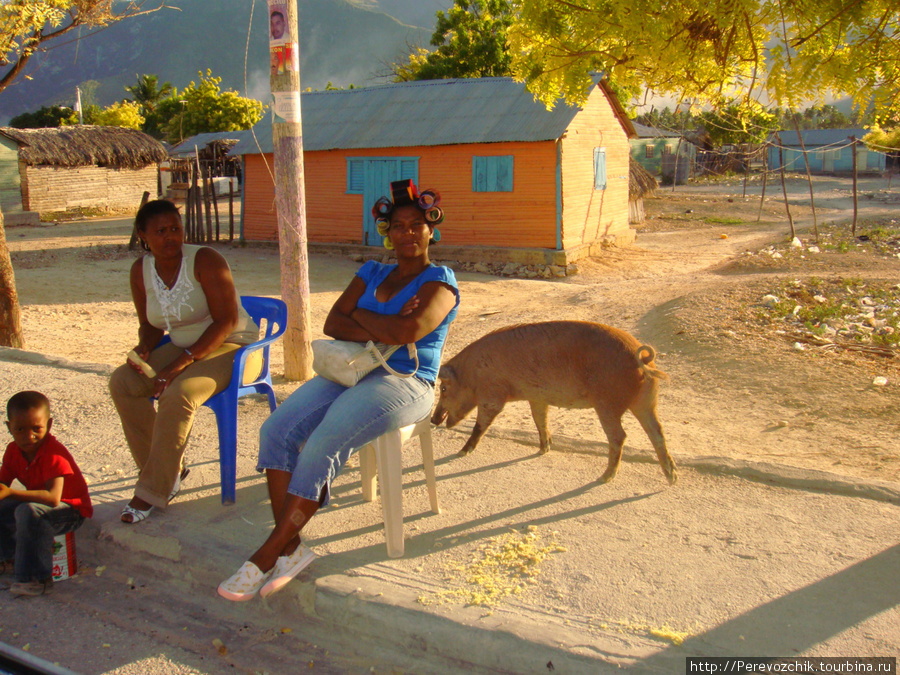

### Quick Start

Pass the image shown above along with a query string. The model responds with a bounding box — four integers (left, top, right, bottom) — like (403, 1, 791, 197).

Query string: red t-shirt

(0, 434, 93, 518)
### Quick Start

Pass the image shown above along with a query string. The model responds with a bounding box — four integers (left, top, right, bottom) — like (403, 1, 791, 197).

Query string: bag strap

(371, 342, 419, 378)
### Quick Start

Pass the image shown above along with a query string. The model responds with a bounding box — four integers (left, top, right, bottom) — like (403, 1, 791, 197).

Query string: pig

(431, 320, 676, 485)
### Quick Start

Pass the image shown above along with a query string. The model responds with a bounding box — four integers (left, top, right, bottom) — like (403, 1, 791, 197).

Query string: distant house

(0, 126, 166, 222)
(629, 122, 696, 181)
(768, 128, 886, 174)
(230, 76, 636, 265)
(165, 131, 248, 198)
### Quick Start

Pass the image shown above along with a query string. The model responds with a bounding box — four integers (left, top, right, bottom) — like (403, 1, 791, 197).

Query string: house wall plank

(22, 165, 156, 213)
(0, 138, 23, 214)
(559, 85, 632, 251)
(243, 142, 559, 248)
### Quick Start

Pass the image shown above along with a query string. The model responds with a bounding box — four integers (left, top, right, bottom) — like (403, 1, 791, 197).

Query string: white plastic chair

(358, 417, 440, 558)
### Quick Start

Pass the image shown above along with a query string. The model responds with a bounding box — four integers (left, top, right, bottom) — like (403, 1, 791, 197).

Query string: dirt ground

(1, 174, 899, 672)
(8, 175, 898, 485)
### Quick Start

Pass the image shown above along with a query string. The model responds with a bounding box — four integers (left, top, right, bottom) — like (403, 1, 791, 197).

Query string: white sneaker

(259, 545, 317, 598)
(217, 561, 271, 601)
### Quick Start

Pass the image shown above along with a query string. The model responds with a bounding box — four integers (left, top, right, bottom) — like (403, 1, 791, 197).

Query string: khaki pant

(109, 342, 262, 509)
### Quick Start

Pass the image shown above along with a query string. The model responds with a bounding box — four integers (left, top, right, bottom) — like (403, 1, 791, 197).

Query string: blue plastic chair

(204, 296, 287, 504)
(156, 296, 287, 504)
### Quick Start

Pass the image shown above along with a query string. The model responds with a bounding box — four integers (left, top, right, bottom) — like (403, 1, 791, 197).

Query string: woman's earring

(430, 228, 441, 243)
(383, 236, 394, 250)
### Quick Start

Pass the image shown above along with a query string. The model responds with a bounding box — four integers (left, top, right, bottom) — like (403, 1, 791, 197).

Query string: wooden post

(775, 132, 795, 240)
(742, 144, 750, 199)
(850, 135, 859, 236)
(193, 161, 204, 243)
(211, 173, 221, 242)
(128, 191, 151, 250)
(270, 0, 313, 380)
(757, 148, 768, 222)
(200, 160, 213, 243)
(189, 163, 201, 243)
(792, 116, 818, 242)
(228, 185, 235, 241)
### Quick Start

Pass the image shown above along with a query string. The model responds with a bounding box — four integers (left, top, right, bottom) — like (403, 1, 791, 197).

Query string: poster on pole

(272, 91, 302, 124)
(268, 2, 289, 45)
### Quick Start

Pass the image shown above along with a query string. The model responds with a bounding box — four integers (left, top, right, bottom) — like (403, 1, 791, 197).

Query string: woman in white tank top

(109, 200, 259, 524)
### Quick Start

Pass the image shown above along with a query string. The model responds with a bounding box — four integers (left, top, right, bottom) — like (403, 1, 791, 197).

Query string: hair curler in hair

(418, 189, 440, 210)
(372, 197, 393, 219)
(424, 207, 444, 224)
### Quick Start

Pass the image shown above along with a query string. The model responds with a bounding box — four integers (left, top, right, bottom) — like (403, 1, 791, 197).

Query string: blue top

(355, 261, 460, 384)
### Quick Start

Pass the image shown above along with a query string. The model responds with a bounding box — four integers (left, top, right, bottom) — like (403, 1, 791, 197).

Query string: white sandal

(168, 467, 191, 503)
(121, 504, 153, 524)
(218, 562, 272, 602)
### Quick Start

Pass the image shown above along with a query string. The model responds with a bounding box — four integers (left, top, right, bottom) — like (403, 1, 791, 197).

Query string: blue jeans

(258, 370, 435, 505)
(0, 500, 85, 582)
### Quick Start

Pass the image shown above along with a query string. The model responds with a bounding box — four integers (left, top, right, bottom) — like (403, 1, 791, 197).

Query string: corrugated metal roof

(770, 128, 869, 147)
(631, 122, 679, 139)
(170, 131, 251, 157)
(230, 76, 612, 156)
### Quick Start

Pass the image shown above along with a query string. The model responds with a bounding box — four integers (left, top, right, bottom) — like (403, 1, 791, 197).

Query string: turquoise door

(360, 158, 419, 246)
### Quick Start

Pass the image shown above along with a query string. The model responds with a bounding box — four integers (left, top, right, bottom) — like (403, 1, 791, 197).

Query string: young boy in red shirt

(1, 391, 93, 597)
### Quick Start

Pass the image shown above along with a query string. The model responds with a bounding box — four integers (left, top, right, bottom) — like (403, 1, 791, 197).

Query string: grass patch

(755, 277, 900, 348)
(704, 217, 743, 225)
(40, 206, 110, 222)
(814, 218, 900, 258)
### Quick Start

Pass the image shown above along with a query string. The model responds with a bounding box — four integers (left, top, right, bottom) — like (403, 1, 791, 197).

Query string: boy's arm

(0, 476, 64, 507)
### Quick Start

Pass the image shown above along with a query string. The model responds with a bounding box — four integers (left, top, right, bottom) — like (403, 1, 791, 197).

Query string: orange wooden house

(230, 76, 636, 265)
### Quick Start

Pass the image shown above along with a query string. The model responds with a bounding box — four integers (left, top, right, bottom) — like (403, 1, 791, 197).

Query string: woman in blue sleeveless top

(219, 180, 460, 601)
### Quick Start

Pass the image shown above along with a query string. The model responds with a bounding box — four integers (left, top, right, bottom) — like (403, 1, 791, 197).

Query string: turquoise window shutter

(400, 159, 418, 181)
(346, 158, 364, 193)
(472, 155, 513, 192)
(594, 147, 607, 190)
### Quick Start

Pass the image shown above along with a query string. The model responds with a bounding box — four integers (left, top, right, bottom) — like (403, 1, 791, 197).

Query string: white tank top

(143, 245, 258, 348)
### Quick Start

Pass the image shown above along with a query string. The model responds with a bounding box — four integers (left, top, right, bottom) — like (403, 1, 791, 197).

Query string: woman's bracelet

(184, 347, 196, 362)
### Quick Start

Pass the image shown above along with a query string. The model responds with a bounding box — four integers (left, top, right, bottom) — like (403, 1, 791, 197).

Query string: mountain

(0, 0, 431, 123)
(351, 0, 450, 28)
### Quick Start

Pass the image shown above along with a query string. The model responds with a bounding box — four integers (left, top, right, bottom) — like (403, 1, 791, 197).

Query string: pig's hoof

(598, 470, 618, 484)
(457, 448, 472, 457)
(665, 468, 678, 485)
(539, 446, 551, 455)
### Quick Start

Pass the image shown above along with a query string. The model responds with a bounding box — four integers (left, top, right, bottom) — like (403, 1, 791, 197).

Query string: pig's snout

(431, 405, 448, 426)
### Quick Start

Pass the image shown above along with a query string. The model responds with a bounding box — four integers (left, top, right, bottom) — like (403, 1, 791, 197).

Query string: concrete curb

(78, 513, 668, 674)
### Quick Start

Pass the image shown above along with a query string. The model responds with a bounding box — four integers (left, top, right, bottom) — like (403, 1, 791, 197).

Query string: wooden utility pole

(850, 135, 859, 235)
(269, 0, 312, 380)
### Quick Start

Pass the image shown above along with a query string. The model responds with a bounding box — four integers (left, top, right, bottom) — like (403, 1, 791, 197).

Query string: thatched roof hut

(0, 125, 166, 217)
(0, 125, 167, 169)
(629, 156, 657, 202)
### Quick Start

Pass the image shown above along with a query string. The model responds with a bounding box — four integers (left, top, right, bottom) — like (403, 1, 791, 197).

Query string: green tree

(509, 0, 900, 121)
(124, 73, 173, 137)
(770, 104, 854, 131)
(392, 0, 514, 81)
(0, 0, 164, 348)
(698, 104, 777, 146)
(90, 100, 145, 129)
(9, 104, 73, 128)
(155, 70, 265, 145)
(862, 126, 900, 153)
(633, 107, 699, 134)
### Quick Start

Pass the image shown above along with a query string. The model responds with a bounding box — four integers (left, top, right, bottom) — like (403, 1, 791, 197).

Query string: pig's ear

(438, 365, 455, 382)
